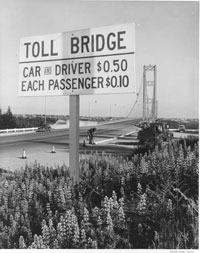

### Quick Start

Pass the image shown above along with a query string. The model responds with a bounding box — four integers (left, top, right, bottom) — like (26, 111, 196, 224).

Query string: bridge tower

(143, 65, 157, 122)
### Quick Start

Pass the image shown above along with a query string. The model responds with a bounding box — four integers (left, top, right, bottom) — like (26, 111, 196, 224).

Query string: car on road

(36, 124, 52, 132)
(178, 125, 186, 132)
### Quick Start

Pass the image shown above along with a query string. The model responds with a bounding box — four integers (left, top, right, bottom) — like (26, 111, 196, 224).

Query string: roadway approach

(0, 119, 140, 172)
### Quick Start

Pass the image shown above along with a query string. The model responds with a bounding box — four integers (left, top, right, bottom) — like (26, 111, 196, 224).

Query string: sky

(0, 0, 199, 118)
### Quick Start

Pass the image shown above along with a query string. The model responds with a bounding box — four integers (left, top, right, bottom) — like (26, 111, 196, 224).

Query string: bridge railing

(0, 127, 38, 134)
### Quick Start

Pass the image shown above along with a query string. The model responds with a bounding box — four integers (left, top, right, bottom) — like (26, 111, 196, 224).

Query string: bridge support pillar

(143, 65, 157, 122)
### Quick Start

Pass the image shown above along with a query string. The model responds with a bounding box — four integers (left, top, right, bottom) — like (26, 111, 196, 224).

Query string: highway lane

(0, 118, 138, 146)
(0, 119, 139, 171)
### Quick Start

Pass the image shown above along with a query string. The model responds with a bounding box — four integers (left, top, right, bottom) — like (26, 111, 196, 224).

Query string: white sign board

(19, 23, 135, 96)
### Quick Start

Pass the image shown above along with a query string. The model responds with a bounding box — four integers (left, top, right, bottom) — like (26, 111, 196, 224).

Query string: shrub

(0, 140, 198, 248)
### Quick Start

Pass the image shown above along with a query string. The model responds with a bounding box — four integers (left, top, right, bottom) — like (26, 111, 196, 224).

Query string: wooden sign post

(69, 95, 80, 183)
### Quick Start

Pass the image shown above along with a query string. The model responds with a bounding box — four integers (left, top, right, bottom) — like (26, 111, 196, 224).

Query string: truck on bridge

(137, 121, 173, 146)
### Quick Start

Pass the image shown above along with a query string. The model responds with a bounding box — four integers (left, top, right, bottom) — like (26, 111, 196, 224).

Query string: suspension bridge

(127, 64, 157, 122)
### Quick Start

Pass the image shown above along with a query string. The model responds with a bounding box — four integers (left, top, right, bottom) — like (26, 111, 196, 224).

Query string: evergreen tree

(0, 106, 16, 129)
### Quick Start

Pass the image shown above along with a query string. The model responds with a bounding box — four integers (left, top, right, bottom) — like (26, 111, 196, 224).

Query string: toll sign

(18, 23, 135, 96)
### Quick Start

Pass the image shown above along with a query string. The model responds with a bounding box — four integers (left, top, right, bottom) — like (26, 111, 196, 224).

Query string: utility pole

(44, 97, 46, 125)
(88, 100, 96, 118)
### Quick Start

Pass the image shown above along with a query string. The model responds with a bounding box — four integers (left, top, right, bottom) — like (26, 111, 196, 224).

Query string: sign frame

(19, 23, 135, 97)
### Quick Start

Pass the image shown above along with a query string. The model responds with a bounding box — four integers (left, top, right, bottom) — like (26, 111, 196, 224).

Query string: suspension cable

(127, 77, 143, 118)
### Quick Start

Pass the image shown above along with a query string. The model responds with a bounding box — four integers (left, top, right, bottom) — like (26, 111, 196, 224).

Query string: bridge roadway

(0, 119, 139, 171)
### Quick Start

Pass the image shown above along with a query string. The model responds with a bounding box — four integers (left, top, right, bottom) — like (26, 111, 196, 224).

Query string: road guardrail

(0, 127, 38, 134)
